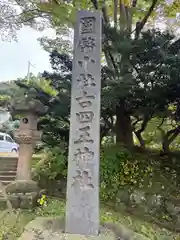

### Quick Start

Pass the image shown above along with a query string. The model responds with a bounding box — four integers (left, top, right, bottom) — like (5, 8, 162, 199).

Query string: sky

(0, 26, 55, 82)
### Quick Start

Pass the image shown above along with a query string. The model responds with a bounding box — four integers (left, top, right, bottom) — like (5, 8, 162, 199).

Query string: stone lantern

(11, 99, 45, 181)
(5, 97, 46, 209)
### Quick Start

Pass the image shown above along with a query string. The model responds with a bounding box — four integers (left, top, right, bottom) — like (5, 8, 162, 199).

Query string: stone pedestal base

(17, 217, 151, 240)
(18, 217, 115, 240)
(5, 180, 39, 209)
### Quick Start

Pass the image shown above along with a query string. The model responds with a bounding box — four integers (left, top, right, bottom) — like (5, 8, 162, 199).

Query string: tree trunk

(133, 115, 150, 148)
(116, 102, 133, 147)
(162, 136, 170, 154)
(135, 131, 146, 148)
(160, 126, 180, 154)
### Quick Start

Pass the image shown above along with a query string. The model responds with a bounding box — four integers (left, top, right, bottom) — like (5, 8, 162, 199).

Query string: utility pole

(27, 61, 36, 83)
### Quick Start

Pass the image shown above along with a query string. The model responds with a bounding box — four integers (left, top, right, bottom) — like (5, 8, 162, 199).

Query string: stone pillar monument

(66, 10, 102, 236)
(13, 100, 45, 181)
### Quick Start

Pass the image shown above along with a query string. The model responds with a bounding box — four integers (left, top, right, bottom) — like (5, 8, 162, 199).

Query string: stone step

(0, 180, 12, 185)
(0, 163, 17, 165)
(0, 159, 18, 163)
(0, 163, 17, 167)
(0, 160, 18, 164)
(0, 162, 17, 167)
(0, 166, 17, 172)
(0, 157, 18, 175)
(0, 170, 16, 176)
(0, 170, 17, 174)
(0, 159, 17, 162)
(0, 175, 15, 181)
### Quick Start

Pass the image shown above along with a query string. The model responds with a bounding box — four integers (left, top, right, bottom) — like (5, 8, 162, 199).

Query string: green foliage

(33, 147, 67, 183)
(15, 53, 72, 148)
(0, 197, 178, 240)
(16, 28, 180, 149)
(0, 82, 24, 102)
(37, 194, 47, 207)
(0, 120, 20, 137)
(0, 210, 34, 239)
(35, 198, 65, 217)
(100, 145, 180, 202)
(27, 76, 58, 97)
(100, 145, 154, 201)
(0, 95, 10, 107)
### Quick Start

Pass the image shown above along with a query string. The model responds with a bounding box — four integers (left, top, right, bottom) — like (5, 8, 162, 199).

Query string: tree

(15, 58, 71, 147)
(36, 0, 179, 147)
(15, 50, 117, 147)
(3, 0, 178, 148)
(0, 1, 179, 41)
(15, 28, 180, 153)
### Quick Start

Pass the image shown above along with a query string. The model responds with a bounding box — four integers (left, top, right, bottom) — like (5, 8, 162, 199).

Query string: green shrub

(33, 144, 180, 203)
(33, 145, 154, 200)
(100, 145, 154, 201)
(33, 147, 67, 183)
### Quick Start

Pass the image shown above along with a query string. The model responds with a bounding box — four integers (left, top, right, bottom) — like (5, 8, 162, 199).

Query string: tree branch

(135, 0, 158, 39)
(91, 0, 99, 9)
(136, 115, 149, 134)
(157, 117, 165, 130)
(114, 0, 118, 28)
(132, 0, 138, 7)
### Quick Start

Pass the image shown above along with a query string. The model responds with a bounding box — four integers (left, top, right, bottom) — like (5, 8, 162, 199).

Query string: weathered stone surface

(8, 194, 20, 209)
(18, 217, 151, 240)
(130, 190, 146, 204)
(4, 181, 39, 209)
(66, 10, 102, 236)
(20, 192, 38, 209)
(165, 196, 180, 218)
(11, 101, 43, 181)
(5, 180, 39, 194)
(18, 217, 115, 240)
(116, 188, 130, 204)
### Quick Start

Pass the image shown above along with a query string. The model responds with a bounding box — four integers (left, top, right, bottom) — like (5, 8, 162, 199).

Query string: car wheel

(11, 149, 17, 153)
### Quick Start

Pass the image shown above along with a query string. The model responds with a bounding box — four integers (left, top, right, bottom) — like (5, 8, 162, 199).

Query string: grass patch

(0, 210, 34, 239)
(0, 198, 180, 239)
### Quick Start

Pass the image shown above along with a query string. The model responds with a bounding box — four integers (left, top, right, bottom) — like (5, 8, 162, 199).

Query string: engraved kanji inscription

(73, 147, 94, 166)
(77, 73, 96, 88)
(74, 125, 93, 144)
(72, 169, 94, 190)
(80, 17, 95, 34)
(76, 111, 94, 123)
(78, 55, 95, 72)
(76, 91, 95, 108)
(78, 36, 96, 53)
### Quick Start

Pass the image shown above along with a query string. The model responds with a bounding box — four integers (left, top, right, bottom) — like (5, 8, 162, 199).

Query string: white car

(0, 132, 19, 153)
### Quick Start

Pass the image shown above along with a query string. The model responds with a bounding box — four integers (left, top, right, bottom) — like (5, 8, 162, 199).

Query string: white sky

(0, 26, 55, 82)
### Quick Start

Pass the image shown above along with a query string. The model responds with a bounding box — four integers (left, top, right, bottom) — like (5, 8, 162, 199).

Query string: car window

(0, 135, 4, 141)
(6, 136, 14, 143)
